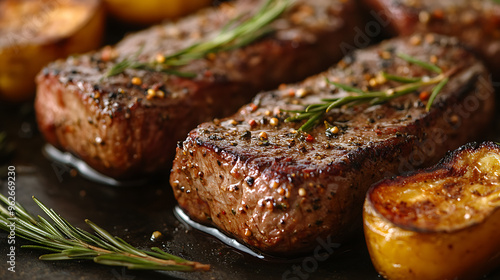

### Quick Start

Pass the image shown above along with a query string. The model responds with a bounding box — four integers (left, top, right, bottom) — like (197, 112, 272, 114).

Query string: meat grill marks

(363, 0, 500, 77)
(35, 0, 363, 179)
(170, 34, 495, 255)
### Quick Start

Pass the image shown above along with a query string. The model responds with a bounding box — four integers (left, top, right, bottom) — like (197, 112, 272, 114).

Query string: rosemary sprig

(105, 0, 293, 78)
(285, 53, 452, 132)
(0, 193, 209, 272)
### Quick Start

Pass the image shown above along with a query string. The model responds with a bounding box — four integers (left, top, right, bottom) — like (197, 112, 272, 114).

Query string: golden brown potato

(364, 142, 500, 280)
(0, 0, 105, 102)
(103, 0, 211, 25)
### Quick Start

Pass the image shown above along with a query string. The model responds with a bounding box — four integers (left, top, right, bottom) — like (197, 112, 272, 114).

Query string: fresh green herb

(382, 72, 421, 83)
(327, 82, 366, 95)
(397, 53, 442, 74)
(105, 0, 293, 78)
(104, 57, 139, 78)
(426, 77, 449, 111)
(0, 194, 209, 272)
(285, 53, 452, 132)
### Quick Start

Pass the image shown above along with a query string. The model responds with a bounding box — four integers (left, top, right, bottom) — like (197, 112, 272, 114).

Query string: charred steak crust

(35, 0, 363, 179)
(170, 34, 495, 255)
(362, 0, 500, 76)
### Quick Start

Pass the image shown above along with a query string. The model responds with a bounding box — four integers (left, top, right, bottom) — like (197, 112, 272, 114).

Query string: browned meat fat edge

(35, 0, 364, 179)
(170, 34, 495, 255)
(363, 0, 500, 77)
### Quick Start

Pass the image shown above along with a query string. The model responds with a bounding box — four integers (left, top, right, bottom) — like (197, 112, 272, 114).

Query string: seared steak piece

(35, 0, 363, 179)
(363, 0, 500, 77)
(170, 34, 495, 255)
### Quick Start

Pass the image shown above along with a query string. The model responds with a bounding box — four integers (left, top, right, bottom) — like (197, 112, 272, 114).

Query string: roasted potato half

(0, 0, 105, 102)
(364, 142, 500, 280)
(104, 0, 211, 25)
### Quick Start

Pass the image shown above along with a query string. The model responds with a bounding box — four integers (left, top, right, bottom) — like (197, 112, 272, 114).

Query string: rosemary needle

(426, 77, 449, 111)
(0, 193, 209, 272)
(105, 0, 293, 78)
(382, 72, 422, 83)
(397, 53, 442, 74)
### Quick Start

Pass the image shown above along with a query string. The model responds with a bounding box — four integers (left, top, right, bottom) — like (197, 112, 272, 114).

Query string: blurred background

(0, 0, 225, 103)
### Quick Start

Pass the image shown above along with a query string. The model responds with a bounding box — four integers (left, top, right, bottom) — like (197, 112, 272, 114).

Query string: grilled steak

(35, 0, 363, 179)
(170, 34, 495, 255)
(363, 0, 500, 77)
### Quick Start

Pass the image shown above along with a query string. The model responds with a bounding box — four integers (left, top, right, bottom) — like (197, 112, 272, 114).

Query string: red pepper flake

(204, 70, 213, 78)
(306, 134, 314, 142)
(221, 210, 226, 215)
(64, 125, 75, 133)
(249, 103, 258, 112)
(432, 9, 444, 20)
(207, 53, 216, 61)
(248, 119, 257, 127)
(419, 91, 430, 101)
